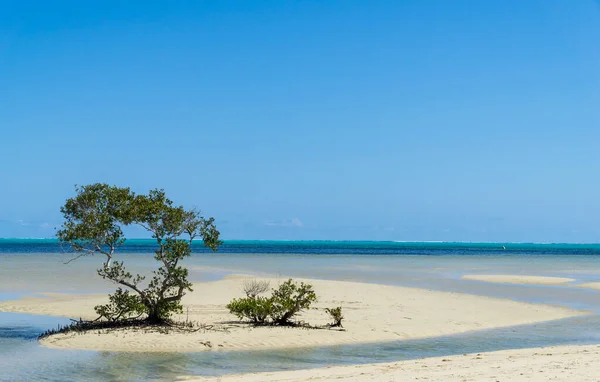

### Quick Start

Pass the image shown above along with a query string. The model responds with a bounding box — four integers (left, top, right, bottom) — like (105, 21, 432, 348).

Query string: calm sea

(3, 238, 600, 255)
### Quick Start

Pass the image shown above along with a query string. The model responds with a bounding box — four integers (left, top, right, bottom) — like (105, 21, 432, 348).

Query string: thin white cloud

(371, 226, 396, 232)
(264, 218, 304, 228)
(290, 218, 303, 227)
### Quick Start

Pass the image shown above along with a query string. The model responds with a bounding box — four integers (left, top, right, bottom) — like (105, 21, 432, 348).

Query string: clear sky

(1, 1, 599, 241)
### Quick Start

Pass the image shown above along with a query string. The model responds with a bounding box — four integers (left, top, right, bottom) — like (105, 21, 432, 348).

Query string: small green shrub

(325, 306, 344, 327)
(226, 296, 273, 324)
(269, 279, 317, 325)
(227, 278, 318, 326)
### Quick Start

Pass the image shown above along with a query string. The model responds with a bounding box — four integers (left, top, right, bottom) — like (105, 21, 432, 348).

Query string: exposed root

(38, 317, 228, 340)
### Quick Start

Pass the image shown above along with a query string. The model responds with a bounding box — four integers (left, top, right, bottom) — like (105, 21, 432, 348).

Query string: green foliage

(227, 279, 317, 325)
(325, 306, 344, 327)
(270, 279, 317, 325)
(227, 279, 272, 323)
(57, 184, 132, 256)
(94, 288, 146, 322)
(226, 296, 273, 324)
(58, 183, 222, 323)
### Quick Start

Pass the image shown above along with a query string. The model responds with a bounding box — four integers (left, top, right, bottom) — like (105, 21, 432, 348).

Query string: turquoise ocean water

(3, 238, 600, 255)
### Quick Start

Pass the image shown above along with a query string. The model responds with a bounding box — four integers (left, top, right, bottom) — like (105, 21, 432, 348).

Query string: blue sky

(1, 0, 599, 241)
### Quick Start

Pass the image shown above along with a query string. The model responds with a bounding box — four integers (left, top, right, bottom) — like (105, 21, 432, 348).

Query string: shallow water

(2, 244, 600, 380)
(2, 313, 600, 381)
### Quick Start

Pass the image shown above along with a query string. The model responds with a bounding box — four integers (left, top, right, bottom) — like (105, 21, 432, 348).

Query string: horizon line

(1, 238, 600, 245)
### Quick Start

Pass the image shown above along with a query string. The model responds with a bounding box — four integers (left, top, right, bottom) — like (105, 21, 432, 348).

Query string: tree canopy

(57, 183, 221, 323)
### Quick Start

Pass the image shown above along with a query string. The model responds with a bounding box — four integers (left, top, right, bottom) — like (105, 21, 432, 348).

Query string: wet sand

(178, 344, 600, 382)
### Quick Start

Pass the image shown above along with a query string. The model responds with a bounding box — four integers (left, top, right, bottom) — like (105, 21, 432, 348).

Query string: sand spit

(461, 274, 575, 286)
(0, 275, 586, 352)
(576, 282, 600, 291)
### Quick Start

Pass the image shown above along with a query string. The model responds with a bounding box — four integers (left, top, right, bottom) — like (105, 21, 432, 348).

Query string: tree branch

(63, 252, 91, 265)
(162, 286, 186, 303)
(94, 244, 113, 267)
(115, 279, 146, 300)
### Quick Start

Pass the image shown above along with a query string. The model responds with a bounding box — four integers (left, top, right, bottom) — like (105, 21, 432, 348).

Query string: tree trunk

(278, 311, 293, 325)
(146, 305, 162, 323)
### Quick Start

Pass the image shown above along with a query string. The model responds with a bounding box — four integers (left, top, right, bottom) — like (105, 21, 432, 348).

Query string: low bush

(325, 306, 344, 327)
(270, 279, 317, 325)
(226, 296, 273, 324)
(226, 278, 317, 326)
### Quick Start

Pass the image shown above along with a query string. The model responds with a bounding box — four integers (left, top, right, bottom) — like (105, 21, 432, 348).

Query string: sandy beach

(178, 344, 600, 382)
(0, 274, 586, 352)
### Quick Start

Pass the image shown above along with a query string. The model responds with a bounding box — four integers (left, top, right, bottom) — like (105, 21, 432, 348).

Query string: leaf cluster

(94, 288, 146, 322)
(324, 306, 344, 327)
(226, 296, 273, 324)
